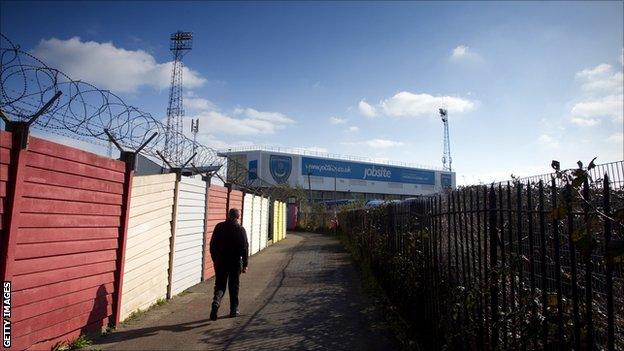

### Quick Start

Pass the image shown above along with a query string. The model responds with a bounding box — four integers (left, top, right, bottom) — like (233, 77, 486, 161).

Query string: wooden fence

(0, 131, 289, 350)
(0, 131, 129, 350)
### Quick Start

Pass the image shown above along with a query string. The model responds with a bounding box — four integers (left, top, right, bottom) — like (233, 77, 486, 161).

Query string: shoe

(210, 304, 218, 321)
(229, 309, 240, 318)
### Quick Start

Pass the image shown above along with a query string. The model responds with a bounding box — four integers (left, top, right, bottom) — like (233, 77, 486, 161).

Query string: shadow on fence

(338, 175, 623, 350)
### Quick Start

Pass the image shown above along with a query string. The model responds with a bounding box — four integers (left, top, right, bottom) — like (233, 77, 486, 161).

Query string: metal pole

(307, 171, 313, 204)
(334, 171, 337, 201)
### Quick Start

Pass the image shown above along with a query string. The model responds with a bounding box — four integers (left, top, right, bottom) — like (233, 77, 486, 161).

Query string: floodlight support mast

(164, 31, 193, 165)
(440, 108, 452, 172)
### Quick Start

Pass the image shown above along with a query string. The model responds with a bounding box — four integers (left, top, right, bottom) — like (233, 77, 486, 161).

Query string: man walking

(209, 208, 249, 320)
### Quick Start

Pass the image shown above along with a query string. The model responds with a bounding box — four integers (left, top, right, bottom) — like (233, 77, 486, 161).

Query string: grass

(120, 296, 170, 326)
(51, 335, 93, 351)
(123, 308, 146, 323)
(335, 230, 421, 350)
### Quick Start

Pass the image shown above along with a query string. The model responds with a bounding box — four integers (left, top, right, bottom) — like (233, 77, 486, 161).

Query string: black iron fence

(504, 160, 624, 189)
(338, 175, 623, 350)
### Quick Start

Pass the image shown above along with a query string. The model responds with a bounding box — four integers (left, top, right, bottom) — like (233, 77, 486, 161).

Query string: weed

(51, 335, 92, 351)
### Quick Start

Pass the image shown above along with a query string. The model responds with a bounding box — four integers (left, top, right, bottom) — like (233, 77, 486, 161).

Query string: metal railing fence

(339, 175, 623, 350)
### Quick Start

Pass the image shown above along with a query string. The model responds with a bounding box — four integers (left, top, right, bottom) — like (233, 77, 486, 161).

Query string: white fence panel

(282, 202, 287, 238)
(171, 176, 206, 296)
(251, 195, 262, 255)
(242, 193, 253, 256)
(260, 197, 268, 251)
(121, 173, 176, 321)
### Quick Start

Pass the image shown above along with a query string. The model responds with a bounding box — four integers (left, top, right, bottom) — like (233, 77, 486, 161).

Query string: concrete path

(90, 232, 397, 350)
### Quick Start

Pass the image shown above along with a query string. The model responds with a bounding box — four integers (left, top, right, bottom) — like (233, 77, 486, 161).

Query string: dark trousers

(212, 261, 241, 312)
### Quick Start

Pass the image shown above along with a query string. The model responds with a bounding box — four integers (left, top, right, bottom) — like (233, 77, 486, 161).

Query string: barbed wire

(0, 33, 220, 168)
(0, 33, 292, 200)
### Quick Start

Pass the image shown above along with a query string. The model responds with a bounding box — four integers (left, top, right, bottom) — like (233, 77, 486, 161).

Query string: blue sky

(1, 1, 623, 184)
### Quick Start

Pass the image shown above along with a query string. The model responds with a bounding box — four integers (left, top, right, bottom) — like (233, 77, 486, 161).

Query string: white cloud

(576, 63, 623, 93)
(347, 126, 359, 132)
(571, 60, 624, 126)
(343, 138, 404, 149)
(377, 91, 476, 118)
(233, 107, 295, 125)
(537, 134, 560, 149)
(576, 63, 612, 80)
(358, 99, 377, 117)
(192, 108, 294, 136)
(31, 37, 206, 93)
(329, 116, 347, 125)
(452, 45, 469, 59)
(185, 97, 216, 112)
(570, 116, 600, 126)
(366, 139, 404, 148)
(608, 132, 623, 144)
(571, 95, 623, 122)
(451, 45, 480, 61)
(196, 134, 252, 150)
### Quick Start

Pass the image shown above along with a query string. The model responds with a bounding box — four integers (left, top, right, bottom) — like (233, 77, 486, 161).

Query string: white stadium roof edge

(218, 145, 445, 171)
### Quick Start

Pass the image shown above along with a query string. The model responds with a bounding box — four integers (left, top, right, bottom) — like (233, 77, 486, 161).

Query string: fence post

(551, 177, 564, 346)
(526, 181, 537, 349)
(488, 185, 499, 349)
(538, 180, 549, 347)
(498, 183, 508, 349)
(582, 179, 594, 347)
(565, 182, 581, 350)
(0, 126, 29, 291)
(111, 151, 135, 326)
(603, 175, 614, 351)
(167, 169, 182, 298)
(226, 183, 232, 213)
(201, 179, 211, 281)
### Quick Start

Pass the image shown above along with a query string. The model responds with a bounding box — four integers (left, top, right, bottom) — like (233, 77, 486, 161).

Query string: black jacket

(209, 219, 249, 268)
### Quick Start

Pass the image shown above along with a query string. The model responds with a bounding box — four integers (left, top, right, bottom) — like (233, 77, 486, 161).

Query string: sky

(1, 1, 623, 185)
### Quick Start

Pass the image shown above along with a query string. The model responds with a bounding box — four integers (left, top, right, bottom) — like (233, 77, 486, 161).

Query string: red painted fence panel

(1, 134, 129, 350)
(203, 185, 227, 280)
(0, 131, 12, 235)
(228, 188, 243, 214)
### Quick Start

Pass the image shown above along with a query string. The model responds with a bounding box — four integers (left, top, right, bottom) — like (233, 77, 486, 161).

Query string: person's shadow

(86, 284, 210, 346)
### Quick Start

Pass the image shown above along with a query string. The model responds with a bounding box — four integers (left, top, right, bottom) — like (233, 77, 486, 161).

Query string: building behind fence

(339, 175, 623, 350)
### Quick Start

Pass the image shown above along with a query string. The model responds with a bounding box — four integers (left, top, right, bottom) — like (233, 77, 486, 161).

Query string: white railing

(219, 145, 445, 171)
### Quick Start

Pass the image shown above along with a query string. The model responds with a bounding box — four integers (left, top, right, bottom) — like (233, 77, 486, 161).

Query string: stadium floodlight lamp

(439, 108, 448, 122)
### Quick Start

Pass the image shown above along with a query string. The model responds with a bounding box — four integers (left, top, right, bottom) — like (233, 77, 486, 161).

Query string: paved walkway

(90, 232, 397, 350)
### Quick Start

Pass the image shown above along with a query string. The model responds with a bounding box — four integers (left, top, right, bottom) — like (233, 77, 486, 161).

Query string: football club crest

(270, 155, 292, 184)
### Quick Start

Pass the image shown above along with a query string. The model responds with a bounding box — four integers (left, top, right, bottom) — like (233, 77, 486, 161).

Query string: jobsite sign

(301, 156, 436, 185)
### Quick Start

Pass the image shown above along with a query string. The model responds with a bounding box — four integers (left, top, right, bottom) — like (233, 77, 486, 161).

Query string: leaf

(572, 176, 585, 188)
(614, 208, 624, 221)
(577, 160, 583, 169)
(572, 228, 596, 255)
(550, 206, 567, 220)
(548, 293, 558, 307)
(587, 157, 597, 170)
(607, 240, 624, 264)
(551, 160, 561, 171)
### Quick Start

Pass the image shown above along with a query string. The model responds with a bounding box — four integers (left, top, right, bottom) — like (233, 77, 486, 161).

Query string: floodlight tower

(440, 108, 452, 172)
(164, 31, 193, 165)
